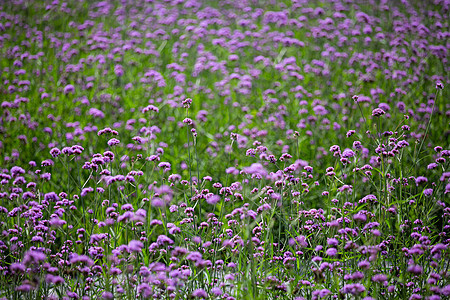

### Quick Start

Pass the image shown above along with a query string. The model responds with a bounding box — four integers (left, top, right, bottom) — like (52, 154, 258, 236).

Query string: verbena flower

(415, 176, 428, 185)
(63, 84, 75, 94)
(128, 240, 144, 252)
(371, 273, 388, 284)
(326, 248, 338, 256)
(22, 250, 46, 265)
(341, 283, 365, 295)
(372, 108, 386, 117)
(107, 138, 120, 146)
(192, 288, 208, 298)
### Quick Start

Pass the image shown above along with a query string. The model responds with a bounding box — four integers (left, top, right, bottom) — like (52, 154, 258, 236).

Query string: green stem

(193, 136, 202, 226)
(415, 89, 440, 164)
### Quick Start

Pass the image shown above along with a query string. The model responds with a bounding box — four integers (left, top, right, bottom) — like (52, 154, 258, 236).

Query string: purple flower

(117, 211, 134, 222)
(172, 247, 188, 257)
(318, 289, 331, 298)
(427, 163, 438, 169)
(354, 212, 367, 222)
(98, 127, 118, 136)
(358, 260, 370, 270)
(137, 283, 152, 297)
(183, 118, 193, 125)
(63, 84, 75, 94)
(66, 291, 79, 299)
(15, 284, 33, 292)
(372, 273, 388, 284)
(326, 248, 337, 256)
(128, 240, 144, 252)
(346, 130, 356, 137)
(330, 145, 340, 153)
(342, 149, 355, 158)
(372, 108, 386, 117)
(41, 159, 54, 166)
(359, 194, 377, 204)
(182, 98, 192, 108)
(246, 148, 257, 157)
(71, 145, 84, 155)
(110, 267, 122, 275)
(114, 64, 124, 77)
(81, 187, 94, 197)
(371, 229, 381, 236)
(423, 188, 433, 196)
(69, 254, 94, 266)
(440, 150, 449, 157)
(338, 184, 353, 193)
(430, 243, 446, 255)
(46, 274, 64, 285)
(397, 101, 406, 112)
(289, 235, 308, 248)
(353, 141, 362, 150)
(304, 166, 313, 173)
(211, 287, 223, 296)
(224, 273, 235, 280)
(50, 147, 61, 158)
(192, 289, 208, 298)
(327, 238, 339, 246)
(88, 108, 105, 119)
(169, 226, 181, 234)
(441, 172, 450, 182)
(121, 203, 134, 211)
(206, 194, 221, 205)
(150, 219, 163, 226)
(312, 256, 322, 263)
(107, 138, 120, 146)
(23, 250, 46, 265)
(441, 285, 450, 296)
(49, 217, 66, 227)
(10, 262, 26, 273)
(11, 166, 25, 177)
(62, 147, 74, 155)
(142, 105, 159, 113)
(156, 235, 174, 246)
(102, 292, 114, 300)
(241, 163, 268, 177)
(407, 264, 423, 275)
(415, 176, 428, 185)
(341, 283, 365, 295)
(158, 162, 171, 171)
(151, 197, 165, 207)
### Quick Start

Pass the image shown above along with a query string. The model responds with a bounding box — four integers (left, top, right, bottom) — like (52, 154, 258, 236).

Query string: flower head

(192, 289, 207, 298)
(372, 108, 386, 117)
(63, 84, 75, 94)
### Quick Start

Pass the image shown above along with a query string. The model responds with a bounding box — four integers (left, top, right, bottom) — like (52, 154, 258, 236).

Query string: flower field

(0, 0, 449, 299)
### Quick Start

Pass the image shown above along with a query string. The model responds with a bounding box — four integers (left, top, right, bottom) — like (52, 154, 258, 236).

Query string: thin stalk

(415, 89, 440, 164)
(186, 114, 193, 198)
(194, 135, 202, 225)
